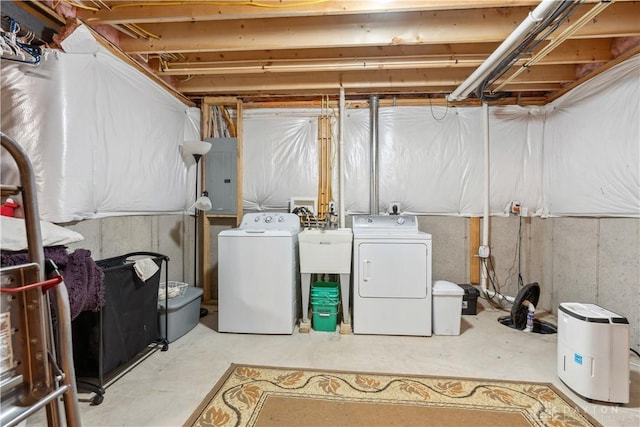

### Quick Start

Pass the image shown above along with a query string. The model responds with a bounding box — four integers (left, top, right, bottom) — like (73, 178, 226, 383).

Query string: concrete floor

(26, 301, 639, 427)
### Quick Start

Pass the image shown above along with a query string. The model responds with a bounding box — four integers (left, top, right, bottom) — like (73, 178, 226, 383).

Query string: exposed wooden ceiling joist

(176, 63, 576, 94)
(165, 38, 615, 65)
(79, 0, 541, 25)
(159, 38, 615, 76)
(116, 4, 640, 54)
(34, 0, 640, 105)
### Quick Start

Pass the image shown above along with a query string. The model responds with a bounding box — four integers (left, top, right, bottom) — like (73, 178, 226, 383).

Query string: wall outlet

(511, 201, 521, 215)
(388, 202, 401, 215)
(478, 245, 491, 258)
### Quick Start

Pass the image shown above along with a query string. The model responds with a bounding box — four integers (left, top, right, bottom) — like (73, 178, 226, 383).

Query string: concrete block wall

(545, 217, 640, 354)
(67, 214, 239, 301)
(203, 218, 237, 301)
(416, 216, 546, 304)
(419, 216, 470, 286)
(64, 213, 639, 350)
(416, 215, 639, 351)
(66, 214, 191, 283)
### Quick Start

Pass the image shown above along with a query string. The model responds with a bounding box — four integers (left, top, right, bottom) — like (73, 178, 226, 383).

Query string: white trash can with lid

(432, 280, 464, 335)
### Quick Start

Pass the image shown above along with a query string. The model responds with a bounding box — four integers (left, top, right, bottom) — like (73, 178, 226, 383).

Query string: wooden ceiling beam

(566, 2, 640, 39)
(66, 1, 639, 105)
(79, 1, 539, 25)
(160, 55, 492, 76)
(192, 87, 553, 106)
(117, 3, 640, 54)
(239, 96, 550, 109)
(159, 38, 615, 76)
(174, 42, 504, 63)
(166, 38, 614, 65)
(175, 64, 576, 94)
(546, 44, 640, 103)
(119, 8, 532, 54)
(533, 38, 614, 64)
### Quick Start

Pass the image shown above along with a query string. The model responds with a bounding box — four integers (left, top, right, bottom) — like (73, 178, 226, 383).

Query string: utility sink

(298, 228, 353, 274)
(298, 228, 353, 332)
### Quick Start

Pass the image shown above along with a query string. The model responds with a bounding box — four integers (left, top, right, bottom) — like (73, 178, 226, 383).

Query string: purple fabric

(1, 246, 105, 320)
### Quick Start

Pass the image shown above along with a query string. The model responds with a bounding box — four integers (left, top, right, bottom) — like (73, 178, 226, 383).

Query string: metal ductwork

(369, 95, 379, 215)
(338, 87, 346, 227)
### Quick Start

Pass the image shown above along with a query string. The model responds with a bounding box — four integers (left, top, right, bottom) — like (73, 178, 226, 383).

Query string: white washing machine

(352, 215, 432, 336)
(218, 212, 301, 334)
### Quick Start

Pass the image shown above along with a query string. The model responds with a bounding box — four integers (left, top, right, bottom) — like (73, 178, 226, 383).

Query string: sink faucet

(325, 208, 338, 229)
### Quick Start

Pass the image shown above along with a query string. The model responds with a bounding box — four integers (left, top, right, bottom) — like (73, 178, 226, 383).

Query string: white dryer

(218, 213, 300, 334)
(352, 215, 432, 336)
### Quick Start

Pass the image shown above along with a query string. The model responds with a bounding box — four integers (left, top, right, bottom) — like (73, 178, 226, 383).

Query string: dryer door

(357, 242, 428, 298)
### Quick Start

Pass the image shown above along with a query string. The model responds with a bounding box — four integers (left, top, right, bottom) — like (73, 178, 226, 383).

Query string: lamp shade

(182, 140, 212, 156)
(190, 196, 212, 211)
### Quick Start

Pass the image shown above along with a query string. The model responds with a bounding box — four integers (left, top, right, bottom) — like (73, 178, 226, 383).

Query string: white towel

(133, 258, 159, 282)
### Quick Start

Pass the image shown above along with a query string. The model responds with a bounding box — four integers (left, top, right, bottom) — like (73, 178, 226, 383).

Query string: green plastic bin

(311, 301, 339, 331)
(311, 281, 339, 297)
(311, 282, 340, 331)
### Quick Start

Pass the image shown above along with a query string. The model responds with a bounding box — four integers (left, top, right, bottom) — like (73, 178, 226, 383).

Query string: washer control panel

(240, 213, 301, 232)
(352, 215, 418, 231)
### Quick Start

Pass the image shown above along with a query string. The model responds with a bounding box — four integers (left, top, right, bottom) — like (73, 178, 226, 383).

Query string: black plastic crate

(458, 284, 480, 315)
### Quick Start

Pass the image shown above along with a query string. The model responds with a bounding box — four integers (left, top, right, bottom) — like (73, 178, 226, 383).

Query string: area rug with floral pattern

(183, 364, 600, 427)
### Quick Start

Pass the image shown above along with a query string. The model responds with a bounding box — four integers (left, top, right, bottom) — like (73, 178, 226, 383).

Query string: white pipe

(447, 0, 559, 102)
(481, 102, 490, 251)
(339, 86, 346, 228)
(479, 102, 515, 304)
(483, 286, 516, 304)
(480, 102, 490, 296)
(492, 1, 611, 93)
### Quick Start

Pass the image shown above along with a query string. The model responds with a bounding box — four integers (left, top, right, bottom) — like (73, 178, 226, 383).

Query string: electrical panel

(204, 137, 237, 215)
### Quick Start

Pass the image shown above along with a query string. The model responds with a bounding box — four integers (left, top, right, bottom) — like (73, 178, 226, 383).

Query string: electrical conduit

(447, 0, 559, 101)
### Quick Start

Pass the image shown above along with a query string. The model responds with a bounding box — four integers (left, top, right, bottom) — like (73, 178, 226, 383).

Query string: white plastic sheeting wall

(543, 55, 640, 217)
(242, 56, 638, 218)
(243, 105, 545, 216)
(342, 106, 545, 215)
(242, 109, 319, 211)
(1, 25, 200, 223)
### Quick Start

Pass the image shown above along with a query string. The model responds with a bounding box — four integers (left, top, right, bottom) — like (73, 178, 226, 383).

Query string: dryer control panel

(352, 215, 418, 232)
(239, 213, 301, 232)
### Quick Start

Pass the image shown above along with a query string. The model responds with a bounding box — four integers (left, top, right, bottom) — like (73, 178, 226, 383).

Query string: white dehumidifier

(557, 302, 629, 403)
